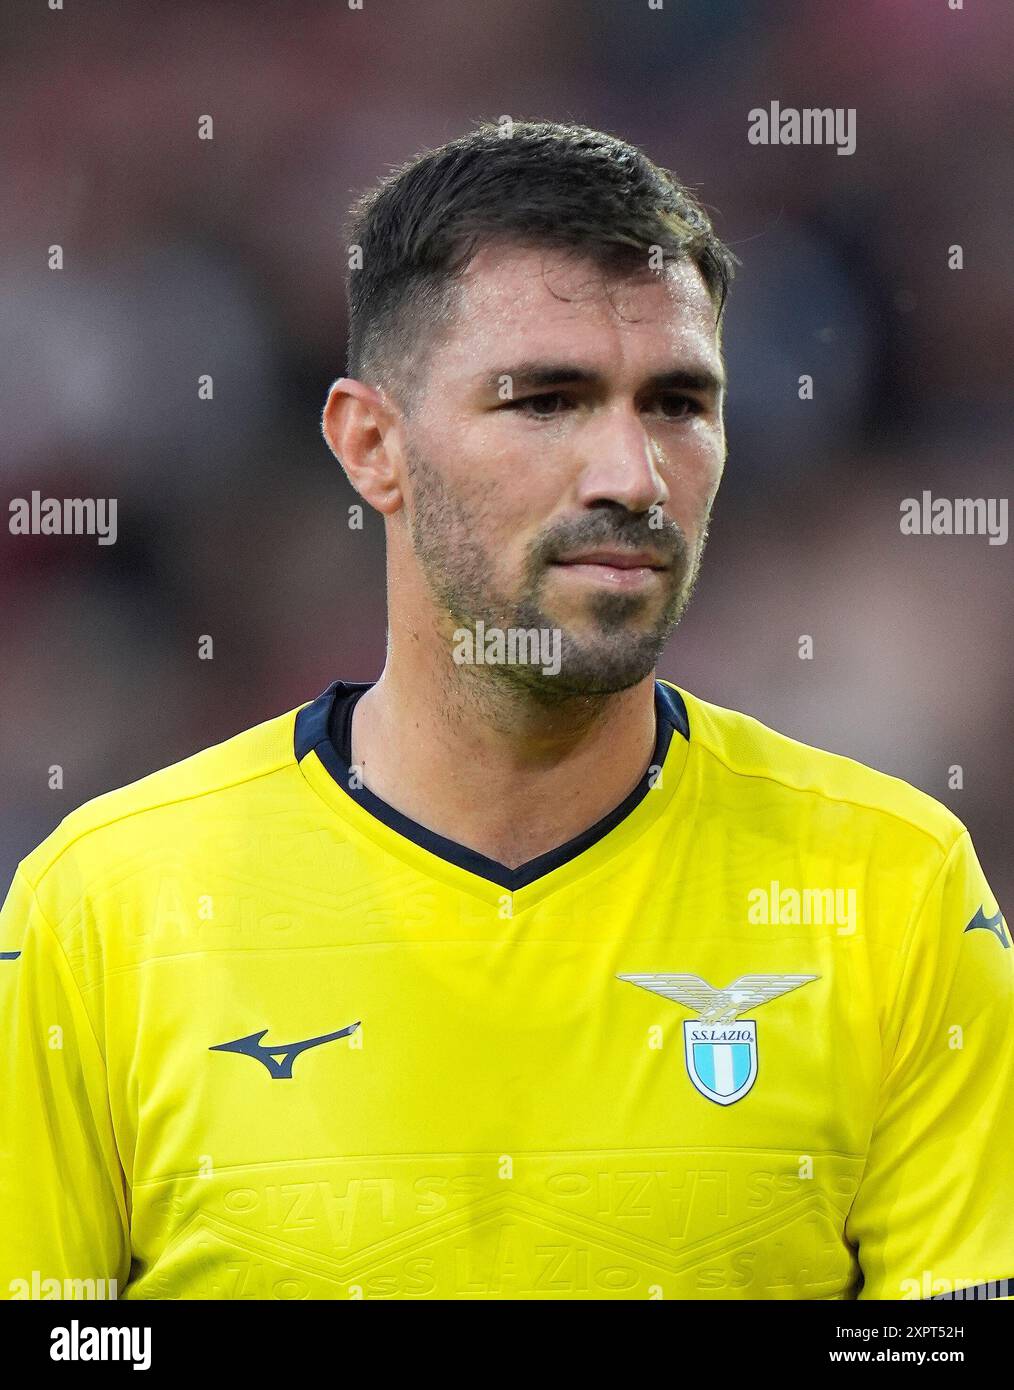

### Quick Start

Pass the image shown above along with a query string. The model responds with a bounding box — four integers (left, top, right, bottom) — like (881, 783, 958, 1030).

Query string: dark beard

(405, 436, 707, 699)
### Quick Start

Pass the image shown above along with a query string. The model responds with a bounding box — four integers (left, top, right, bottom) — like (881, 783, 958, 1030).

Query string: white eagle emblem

(617, 972, 818, 1023)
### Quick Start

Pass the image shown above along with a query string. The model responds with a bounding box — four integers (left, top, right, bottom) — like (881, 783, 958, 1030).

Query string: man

(1, 120, 1011, 1301)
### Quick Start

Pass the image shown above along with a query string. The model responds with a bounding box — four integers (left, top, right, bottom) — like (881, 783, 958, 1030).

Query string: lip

(549, 557, 665, 590)
(552, 551, 667, 570)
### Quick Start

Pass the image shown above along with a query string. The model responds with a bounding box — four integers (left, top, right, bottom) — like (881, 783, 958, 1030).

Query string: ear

(321, 377, 406, 516)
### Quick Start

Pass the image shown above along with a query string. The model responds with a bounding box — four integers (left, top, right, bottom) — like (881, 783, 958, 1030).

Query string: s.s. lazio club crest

(617, 973, 819, 1106)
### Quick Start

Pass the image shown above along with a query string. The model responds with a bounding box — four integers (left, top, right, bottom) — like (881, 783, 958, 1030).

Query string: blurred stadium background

(2, 0, 1011, 905)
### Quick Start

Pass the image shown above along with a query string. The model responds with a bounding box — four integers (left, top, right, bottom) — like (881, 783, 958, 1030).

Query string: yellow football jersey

(1, 679, 1011, 1300)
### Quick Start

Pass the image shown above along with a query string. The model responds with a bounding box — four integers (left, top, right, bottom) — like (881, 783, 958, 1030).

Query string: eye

(656, 393, 702, 419)
(506, 392, 572, 417)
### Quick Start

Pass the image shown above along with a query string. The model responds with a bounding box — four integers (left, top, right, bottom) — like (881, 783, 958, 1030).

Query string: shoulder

(663, 680, 968, 862)
(17, 697, 310, 903)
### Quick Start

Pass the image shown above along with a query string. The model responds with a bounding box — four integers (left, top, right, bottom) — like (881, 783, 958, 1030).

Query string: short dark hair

(344, 118, 738, 409)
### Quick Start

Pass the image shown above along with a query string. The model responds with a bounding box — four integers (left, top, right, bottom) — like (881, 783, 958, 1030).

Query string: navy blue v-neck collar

(294, 678, 690, 892)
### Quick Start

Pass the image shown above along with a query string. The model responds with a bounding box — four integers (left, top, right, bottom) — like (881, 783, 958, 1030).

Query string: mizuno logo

(964, 905, 1009, 949)
(0, 952, 21, 960)
(210, 1022, 360, 1079)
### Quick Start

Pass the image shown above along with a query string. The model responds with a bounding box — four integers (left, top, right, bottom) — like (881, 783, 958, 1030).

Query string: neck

(350, 613, 659, 870)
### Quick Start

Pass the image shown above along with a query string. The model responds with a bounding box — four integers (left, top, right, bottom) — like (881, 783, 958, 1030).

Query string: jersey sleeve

(847, 830, 1014, 1300)
(0, 867, 130, 1299)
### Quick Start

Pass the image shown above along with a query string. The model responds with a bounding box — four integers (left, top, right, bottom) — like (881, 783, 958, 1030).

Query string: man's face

(394, 242, 727, 698)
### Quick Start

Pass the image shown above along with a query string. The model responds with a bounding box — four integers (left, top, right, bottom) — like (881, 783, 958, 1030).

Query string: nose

(571, 404, 669, 514)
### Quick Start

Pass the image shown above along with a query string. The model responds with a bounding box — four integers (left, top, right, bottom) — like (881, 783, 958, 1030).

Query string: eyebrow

(481, 362, 726, 396)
